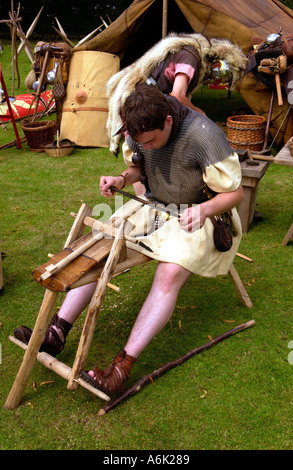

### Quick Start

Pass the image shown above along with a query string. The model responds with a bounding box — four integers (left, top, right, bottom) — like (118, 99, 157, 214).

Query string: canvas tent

(76, 0, 293, 66)
(64, 0, 293, 147)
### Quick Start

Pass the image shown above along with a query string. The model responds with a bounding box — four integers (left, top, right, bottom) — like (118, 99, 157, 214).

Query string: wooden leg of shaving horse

(67, 219, 128, 390)
(4, 289, 58, 410)
(4, 203, 93, 410)
(228, 264, 253, 308)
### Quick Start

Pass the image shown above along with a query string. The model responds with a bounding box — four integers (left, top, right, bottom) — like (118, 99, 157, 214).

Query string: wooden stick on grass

(98, 319, 255, 415)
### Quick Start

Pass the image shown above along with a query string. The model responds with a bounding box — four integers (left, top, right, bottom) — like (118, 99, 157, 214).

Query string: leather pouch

(210, 216, 233, 252)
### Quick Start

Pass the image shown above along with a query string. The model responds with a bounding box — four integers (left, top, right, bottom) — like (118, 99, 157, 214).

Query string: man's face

(134, 115, 173, 150)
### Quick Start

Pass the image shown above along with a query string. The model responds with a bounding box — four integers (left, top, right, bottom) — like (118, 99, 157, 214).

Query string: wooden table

(239, 160, 271, 232)
(274, 142, 293, 246)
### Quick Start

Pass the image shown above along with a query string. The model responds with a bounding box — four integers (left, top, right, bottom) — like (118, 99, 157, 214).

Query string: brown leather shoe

(13, 313, 72, 357)
(81, 349, 136, 395)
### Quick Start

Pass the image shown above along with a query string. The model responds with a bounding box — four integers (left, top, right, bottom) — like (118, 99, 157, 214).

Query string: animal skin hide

(106, 32, 248, 154)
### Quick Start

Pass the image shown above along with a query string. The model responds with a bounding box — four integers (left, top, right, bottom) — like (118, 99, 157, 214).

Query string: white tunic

(113, 152, 242, 278)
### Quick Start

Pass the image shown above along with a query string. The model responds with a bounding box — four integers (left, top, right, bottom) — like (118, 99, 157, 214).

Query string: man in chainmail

(14, 84, 243, 396)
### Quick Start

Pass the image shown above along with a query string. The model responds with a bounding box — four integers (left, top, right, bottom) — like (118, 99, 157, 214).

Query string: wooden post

(162, 0, 168, 38)
(67, 220, 127, 390)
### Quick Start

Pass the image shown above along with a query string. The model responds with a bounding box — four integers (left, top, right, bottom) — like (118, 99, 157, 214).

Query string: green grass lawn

(1, 42, 293, 451)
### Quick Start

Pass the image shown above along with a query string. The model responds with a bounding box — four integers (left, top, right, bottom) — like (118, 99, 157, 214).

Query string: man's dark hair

(121, 83, 172, 139)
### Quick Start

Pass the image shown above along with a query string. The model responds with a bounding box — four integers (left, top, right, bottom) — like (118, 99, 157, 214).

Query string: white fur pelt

(106, 32, 248, 154)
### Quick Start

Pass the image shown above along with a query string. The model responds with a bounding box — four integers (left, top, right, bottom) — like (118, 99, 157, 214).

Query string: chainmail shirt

(127, 105, 234, 207)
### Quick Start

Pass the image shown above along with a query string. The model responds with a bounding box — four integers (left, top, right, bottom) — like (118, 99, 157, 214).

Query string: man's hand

(179, 186, 243, 233)
(179, 205, 207, 233)
(100, 175, 124, 198)
(100, 167, 142, 198)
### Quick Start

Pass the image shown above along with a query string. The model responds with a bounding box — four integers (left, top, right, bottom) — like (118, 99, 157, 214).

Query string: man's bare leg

(13, 282, 97, 351)
(124, 262, 192, 358)
(54, 282, 97, 341)
(86, 262, 192, 392)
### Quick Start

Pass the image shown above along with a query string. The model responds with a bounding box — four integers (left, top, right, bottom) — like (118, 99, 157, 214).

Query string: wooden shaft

(8, 336, 110, 402)
(32, 49, 50, 120)
(236, 252, 252, 262)
(67, 220, 127, 390)
(275, 73, 283, 106)
(250, 154, 275, 162)
(162, 0, 168, 37)
(263, 90, 274, 150)
(4, 289, 58, 410)
(36, 49, 49, 97)
(97, 278, 120, 292)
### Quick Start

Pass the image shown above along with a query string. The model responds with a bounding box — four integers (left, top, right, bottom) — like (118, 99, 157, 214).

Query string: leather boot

(81, 349, 136, 395)
(13, 313, 72, 357)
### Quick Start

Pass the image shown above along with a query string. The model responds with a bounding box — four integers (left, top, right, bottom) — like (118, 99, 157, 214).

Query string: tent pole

(162, 0, 168, 38)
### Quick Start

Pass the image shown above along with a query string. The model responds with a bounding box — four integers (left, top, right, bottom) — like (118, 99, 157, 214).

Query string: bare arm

(179, 185, 243, 233)
(170, 73, 205, 115)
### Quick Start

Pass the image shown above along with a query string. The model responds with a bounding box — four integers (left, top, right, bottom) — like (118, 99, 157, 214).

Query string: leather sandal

(13, 313, 72, 357)
(81, 349, 136, 395)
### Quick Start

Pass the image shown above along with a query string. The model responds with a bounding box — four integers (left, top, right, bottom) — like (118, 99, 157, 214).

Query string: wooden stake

(98, 320, 256, 415)
(14, 7, 43, 63)
(74, 25, 104, 48)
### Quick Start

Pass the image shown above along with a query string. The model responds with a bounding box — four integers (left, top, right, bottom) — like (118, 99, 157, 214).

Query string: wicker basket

(42, 141, 74, 157)
(21, 120, 55, 152)
(226, 115, 266, 151)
